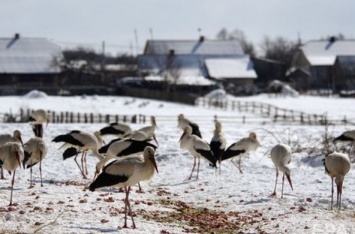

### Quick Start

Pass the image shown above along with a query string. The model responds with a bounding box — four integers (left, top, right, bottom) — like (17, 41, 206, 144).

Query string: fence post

(105, 115, 110, 123)
(51, 111, 56, 123)
(132, 115, 137, 124)
(70, 112, 74, 123)
(90, 113, 94, 123)
(77, 113, 80, 123)
(84, 113, 88, 123)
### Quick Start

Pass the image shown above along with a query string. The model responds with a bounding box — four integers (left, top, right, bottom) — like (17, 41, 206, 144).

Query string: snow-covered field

(0, 92, 355, 234)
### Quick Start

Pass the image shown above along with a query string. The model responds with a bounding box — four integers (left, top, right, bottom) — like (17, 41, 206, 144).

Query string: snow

(0, 93, 355, 233)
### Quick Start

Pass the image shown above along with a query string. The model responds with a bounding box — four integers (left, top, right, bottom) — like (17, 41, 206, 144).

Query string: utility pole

(134, 29, 139, 55)
(101, 40, 106, 84)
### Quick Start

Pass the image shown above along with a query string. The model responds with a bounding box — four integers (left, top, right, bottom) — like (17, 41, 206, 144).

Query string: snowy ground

(0, 92, 354, 234)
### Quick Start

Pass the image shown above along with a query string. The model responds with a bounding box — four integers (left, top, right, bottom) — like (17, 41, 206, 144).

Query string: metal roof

(205, 56, 257, 79)
(0, 36, 62, 74)
(144, 38, 244, 55)
(300, 39, 355, 66)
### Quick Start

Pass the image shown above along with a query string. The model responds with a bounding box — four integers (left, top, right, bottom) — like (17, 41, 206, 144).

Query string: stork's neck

(92, 149, 105, 161)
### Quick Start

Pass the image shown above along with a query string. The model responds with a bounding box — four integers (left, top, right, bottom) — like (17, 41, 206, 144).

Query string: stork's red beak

(16, 152, 21, 169)
(151, 156, 159, 174)
(18, 137, 24, 146)
(179, 131, 186, 142)
(286, 175, 293, 191)
(153, 134, 159, 146)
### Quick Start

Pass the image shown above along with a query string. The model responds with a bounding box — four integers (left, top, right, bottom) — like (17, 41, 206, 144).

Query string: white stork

(0, 130, 23, 179)
(23, 137, 48, 188)
(221, 132, 261, 174)
(210, 121, 226, 173)
(136, 116, 158, 145)
(270, 143, 293, 198)
(52, 130, 105, 179)
(95, 138, 158, 179)
(179, 126, 216, 180)
(89, 146, 158, 229)
(323, 152, 351, 210)
(177, 114, 202, 138)
(29, 109, 50, 138)
(0, 142, 24, 206)
(99, 122, 132, 137)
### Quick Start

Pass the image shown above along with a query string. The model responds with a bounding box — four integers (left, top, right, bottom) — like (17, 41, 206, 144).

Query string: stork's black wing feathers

(189, 123, 202, 138)
(23, 151, 32, 168)
(194, 146, 216, 167)
(52, 132, 85, 147)
(98, 138, 122, 154)
(333, 134, 354, 143)
(28, 116, 36, 122)
(210, 141, 224, 161)
(63, 147, 79, 160)
(118, 140, 157, 157)
(89, 160, 129, 191)
(100, 125, 126, 136)
(221, 148, 246, 161)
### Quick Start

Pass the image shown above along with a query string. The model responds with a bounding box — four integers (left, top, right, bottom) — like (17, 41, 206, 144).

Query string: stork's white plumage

(177, 114, 202, 138)
(323, 152, 351, 210)
(89, 146, 158, 229)
(23, 137, 48, 188)
(210, 121, 226, 173)
(95, 138, 157, 179)
(221, 132, 260, 174)
(0, 130, 23, 179)
(99, 122, 132, 137)
(52, 130, 105, 179)
(270, 144, 293, 198)
(29, 109, 50, 138)
(179, 126, 216, 180)
(0, 142, 24, 205)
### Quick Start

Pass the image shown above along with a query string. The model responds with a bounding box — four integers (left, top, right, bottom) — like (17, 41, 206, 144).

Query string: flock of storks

(0, 109, 354, 229)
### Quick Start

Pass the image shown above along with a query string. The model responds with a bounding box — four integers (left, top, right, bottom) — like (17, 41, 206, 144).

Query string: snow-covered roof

(145, 75, 215, 86)
(300, 39, 355, 66)
(205, 56, 257, 79)
(0, 35, 62, 74)
(144, 39, 244, 55)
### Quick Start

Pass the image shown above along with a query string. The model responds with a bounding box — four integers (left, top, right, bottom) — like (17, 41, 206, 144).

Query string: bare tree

(260, 36, 298, 68)
(216, 28, 229, 40)
(216, 28, 255, 56)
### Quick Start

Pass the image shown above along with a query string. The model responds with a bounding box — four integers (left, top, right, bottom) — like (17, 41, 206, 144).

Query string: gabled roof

(144, 38, 244, 55)
(0, 35, 62, 74)
(300, 39, 355, 66)
(205, 56, 257, 79)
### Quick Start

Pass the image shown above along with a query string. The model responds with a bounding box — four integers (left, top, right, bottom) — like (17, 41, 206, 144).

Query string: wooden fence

(1, 99, 354, 126)
(195, 97, 355, 126)
(3, 109, 147, 125)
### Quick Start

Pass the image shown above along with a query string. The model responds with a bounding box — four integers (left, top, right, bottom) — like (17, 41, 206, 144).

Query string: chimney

(14, 33, 20, 39)
(199, 36, 204, 42)
(329, 36, 336, 43)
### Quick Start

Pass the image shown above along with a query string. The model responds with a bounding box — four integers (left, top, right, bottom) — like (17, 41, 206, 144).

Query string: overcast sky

(2, 0, 354, 55)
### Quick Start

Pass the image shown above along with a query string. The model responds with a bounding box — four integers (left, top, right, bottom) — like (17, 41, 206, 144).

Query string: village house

(290, 38, 355, 93)
(133, 37, 258, 102)
(0, 33, 62, 95)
